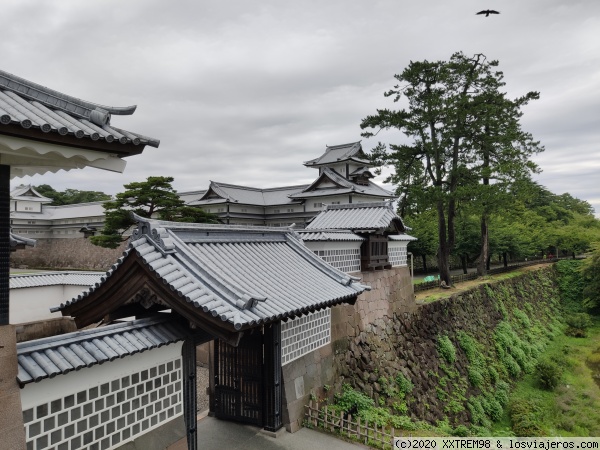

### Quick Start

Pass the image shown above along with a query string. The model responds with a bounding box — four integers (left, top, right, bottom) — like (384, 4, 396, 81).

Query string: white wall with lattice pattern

(20, 343, 183, 450)
(389, 241, 409, 267)
(281, 309, 331, 365)
(303, 241, 362, 274)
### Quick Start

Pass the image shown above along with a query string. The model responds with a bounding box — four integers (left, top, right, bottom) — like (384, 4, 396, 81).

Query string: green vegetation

(494, 322, 600, 436)
(35, 184, 111, 205)
(91, 176, 219, 248)
(361, 52, 543, 283)
(437, 335, 456, 364)
(322, 260, 600, 442)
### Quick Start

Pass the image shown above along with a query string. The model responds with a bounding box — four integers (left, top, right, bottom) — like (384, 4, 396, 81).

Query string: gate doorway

(214, 329, 263, 426)
(213, 323, 282, 431)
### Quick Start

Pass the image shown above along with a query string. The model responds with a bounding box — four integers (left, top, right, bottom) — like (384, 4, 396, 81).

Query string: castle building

(182, 141, 395, 227)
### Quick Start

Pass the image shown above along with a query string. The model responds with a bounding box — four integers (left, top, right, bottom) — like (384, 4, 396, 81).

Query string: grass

(415, 266, 541, 303)
(491, 319, 600, 436)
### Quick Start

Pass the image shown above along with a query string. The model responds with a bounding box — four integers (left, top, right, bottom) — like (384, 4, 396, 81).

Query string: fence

(413, 258, 560, 293)
(305, 400, 407, 449)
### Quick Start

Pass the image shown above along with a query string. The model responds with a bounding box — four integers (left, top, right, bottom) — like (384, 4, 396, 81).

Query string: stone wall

(281, 266, 415, 432)
(10, 238, 126, 270)
(331, 266, 561, 426)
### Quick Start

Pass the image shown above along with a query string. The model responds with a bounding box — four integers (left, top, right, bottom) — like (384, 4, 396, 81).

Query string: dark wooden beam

(0, 123, 146, 157)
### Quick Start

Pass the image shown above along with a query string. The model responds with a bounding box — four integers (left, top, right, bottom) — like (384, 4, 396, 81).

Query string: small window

(217, 208, 225, 213)
(331, 201, 340, 205)
(241, 208, 247, 213)
(313, 202, 322, 208)
(287, 208, 294, 213)
(27, 220, 36, 224)
(273, 209, 280, 213)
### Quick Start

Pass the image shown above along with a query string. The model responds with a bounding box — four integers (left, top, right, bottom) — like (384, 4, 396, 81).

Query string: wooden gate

(214, 329, 264, 426)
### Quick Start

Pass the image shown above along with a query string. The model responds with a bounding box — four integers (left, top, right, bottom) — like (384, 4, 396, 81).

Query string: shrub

(438, 335, 456, 364)
(565, 313, 593, 337)
(535, 358, 563, 390)
(468, 367, 484, 387)
(334, 384, 374, 413)
(513, 309, 532, 328)
(453, 425, 469, 437)
(509, 399, 543, 437)
(395, 372, 414, 396)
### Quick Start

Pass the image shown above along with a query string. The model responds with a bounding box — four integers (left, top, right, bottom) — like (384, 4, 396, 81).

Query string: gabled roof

(54, 215, 369, 339)
(288, 168, 394, 199)
(195, 181, 308, 206)
(0, 69, 159, 153)
(10, 271, 102, 289)
(304, 142, 372, 167)
(306, 202, 406, 233)
(16, 316, 190, 386)
(10, 185, 52, 203)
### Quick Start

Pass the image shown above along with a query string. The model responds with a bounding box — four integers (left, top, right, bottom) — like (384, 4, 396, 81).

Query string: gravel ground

(197, 365, 210, 413)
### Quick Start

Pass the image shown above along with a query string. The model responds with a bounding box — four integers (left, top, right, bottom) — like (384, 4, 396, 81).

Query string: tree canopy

(90, 176, 220, 249)
(361, 52, 543, 284)
(34, 184, 111, 205)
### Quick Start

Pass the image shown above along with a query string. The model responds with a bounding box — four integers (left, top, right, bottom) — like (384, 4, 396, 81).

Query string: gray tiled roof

(16, 317, 186, 385)
(297, 229, 364, 241)
(9, 232, 36, 250)
(195, 181, 308, 207)
(388, 234, 418, 241)
(55, 216, 369, 331)
(10, 271, 102, 289)
(307, 202, 405, 231)
(0, 69, 159, 148)
(304, 142, 372, 167)
(288, 168, 394, 199)
(10, 185, 52, 202)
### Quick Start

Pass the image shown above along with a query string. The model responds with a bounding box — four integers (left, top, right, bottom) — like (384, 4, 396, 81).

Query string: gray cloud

(5, 0, 600, 215)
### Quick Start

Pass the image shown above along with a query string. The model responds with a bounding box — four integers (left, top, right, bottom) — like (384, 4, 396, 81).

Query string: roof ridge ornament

(89, 108, 110, 126)
(130, 212, 176, 253)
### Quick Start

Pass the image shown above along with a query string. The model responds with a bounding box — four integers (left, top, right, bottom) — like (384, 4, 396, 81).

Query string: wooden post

(263, 322, 282, 432)
(0, 164, 9, 325)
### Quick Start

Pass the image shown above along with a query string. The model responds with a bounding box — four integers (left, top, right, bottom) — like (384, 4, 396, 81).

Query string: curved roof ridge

(0, 69, 136, 118)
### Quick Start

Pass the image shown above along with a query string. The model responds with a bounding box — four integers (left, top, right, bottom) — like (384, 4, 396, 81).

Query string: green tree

(581, 245, 600, 315)
(35, 184, 111, 205)
(90, 176, 219, 249)
(361, 52, 540, 284)
(405, 209, 438, 273)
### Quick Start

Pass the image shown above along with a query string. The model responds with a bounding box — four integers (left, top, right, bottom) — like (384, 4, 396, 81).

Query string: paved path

(169, 414, 367, 450)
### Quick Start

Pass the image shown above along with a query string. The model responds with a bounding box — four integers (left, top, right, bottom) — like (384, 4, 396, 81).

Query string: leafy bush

(334, 384, 374, 413)
(565, 313, 593, 337)
(509, 399, 543, 437)
(555, 260, 585, 312)
(535, 358, 563, 390)
(452, 425, 469, 437)
(468, 367, 484, 387)
(513, 308, 532, 328)
(495, 380, 510, 407)
(438, 335, 456, 364)
(395, 373, 414, 396)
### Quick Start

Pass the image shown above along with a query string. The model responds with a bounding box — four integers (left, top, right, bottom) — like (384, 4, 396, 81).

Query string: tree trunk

(486, 255, 491, 271)
(503, 252, 508, 268)
(422, 255, 428, 273)
(436, 200, 451, 285)
(461, 255, 468, 274)
(477, 213, 489, 276)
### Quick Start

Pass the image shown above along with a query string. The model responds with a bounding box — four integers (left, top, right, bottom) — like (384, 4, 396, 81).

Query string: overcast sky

(5, 0, 600, 214)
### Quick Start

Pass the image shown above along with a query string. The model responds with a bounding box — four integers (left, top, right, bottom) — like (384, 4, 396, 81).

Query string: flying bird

(477, 9, 500, 17)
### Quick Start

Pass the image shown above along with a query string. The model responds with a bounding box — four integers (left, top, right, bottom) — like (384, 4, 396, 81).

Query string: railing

(413, 258, 560, 293)
(305, 400, 408, 449)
